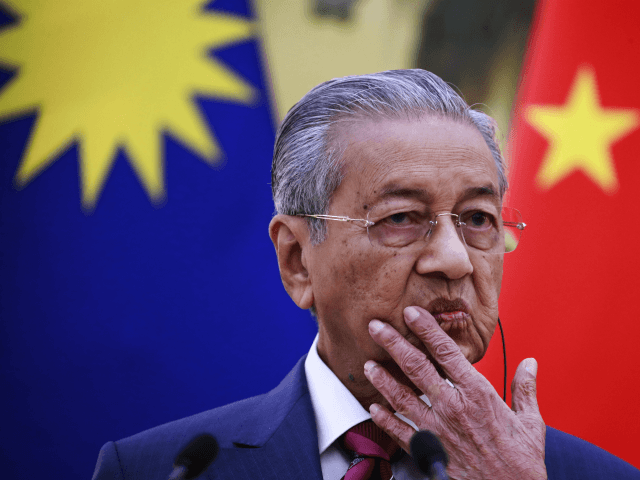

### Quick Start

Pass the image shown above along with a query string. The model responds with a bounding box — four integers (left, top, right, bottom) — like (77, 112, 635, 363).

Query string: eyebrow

(458, 185, 500, 203)
(375, 184, 499, 204)
(377, 185, 435, 203)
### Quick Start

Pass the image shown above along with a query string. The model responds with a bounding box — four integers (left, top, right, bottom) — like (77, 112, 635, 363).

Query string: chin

(442, 320, 490, 364)
(465, 346, 487, 364)
(440, 326, 474, 358)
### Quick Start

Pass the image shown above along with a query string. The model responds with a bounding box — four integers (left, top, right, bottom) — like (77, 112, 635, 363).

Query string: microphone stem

(167, 465, 187, 480)
(431, 461, 450, 480)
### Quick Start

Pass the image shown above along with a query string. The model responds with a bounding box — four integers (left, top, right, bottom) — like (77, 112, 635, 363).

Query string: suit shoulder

(546, 426, 640, 479)
(92, 396, 266, 480)
(118, 391, 271, 451)
(91, 356, 310, 480)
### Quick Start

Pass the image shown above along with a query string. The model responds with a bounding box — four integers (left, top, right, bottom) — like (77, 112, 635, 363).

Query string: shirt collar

(304, 335, 371, 454)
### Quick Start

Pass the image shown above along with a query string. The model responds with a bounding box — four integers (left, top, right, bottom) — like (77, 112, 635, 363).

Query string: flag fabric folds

(0, 1, 315, 478)
(493, 0, 640, 468)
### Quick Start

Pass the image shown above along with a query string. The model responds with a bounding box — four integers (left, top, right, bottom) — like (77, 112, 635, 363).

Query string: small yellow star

(525, 66, 639, 194)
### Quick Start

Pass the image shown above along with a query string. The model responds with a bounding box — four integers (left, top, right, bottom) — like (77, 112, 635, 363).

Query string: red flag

(477, 0, 640, 467)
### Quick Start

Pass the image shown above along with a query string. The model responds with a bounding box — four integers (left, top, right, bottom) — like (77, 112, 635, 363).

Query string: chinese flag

(487, 0, 640, 468)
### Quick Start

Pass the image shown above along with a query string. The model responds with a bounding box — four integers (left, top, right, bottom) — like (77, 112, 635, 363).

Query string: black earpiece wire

(497, 317, 507, 402)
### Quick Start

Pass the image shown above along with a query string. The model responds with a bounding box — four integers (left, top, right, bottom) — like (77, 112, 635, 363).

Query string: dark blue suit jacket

(92, 356, 639, 480)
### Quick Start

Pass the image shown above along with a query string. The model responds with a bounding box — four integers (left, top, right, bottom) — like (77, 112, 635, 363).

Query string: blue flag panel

(0, 1, 316, 478)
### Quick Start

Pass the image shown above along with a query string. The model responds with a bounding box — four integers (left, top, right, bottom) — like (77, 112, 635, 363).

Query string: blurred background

(259, 0, 535, 144)
(1, 0, 638, 478)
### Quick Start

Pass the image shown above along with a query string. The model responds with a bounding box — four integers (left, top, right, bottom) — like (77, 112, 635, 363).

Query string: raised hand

(364, 306, 547, 480)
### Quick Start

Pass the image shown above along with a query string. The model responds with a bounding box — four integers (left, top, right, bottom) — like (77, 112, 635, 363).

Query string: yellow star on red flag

(525, 66, 639, 194)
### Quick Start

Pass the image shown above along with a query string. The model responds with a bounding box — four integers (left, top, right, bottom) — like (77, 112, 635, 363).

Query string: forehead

(332, 115, 500, 209)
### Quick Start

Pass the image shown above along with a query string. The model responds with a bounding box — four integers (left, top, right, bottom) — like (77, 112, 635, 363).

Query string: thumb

(511, 358, 540, 416)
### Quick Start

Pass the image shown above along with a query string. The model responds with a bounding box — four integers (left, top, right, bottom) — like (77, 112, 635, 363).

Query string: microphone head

(410, 430, 449, 474)
(174, 434, 219, 480)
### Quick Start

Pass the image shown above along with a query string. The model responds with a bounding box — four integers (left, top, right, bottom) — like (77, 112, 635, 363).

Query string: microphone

(167, 434, 219, 480)
(410, 430, 450, 480)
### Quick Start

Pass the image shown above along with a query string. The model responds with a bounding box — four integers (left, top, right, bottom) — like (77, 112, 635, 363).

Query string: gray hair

(271, 69, 508, 244)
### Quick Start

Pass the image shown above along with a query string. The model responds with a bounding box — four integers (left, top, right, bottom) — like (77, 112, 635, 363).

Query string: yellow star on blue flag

(0, 0, 257, 208)
(0, 2, 315, 479)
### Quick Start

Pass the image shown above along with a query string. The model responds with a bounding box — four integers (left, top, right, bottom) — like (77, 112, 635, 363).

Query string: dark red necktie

(340, 420, 400, 480)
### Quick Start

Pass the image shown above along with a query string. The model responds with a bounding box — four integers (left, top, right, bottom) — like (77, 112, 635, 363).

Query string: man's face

(307, 115, 503, 391)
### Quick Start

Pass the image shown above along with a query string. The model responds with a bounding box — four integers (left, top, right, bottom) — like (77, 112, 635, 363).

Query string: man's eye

(388, 212, 409, 224)
(464, 211, 493, 228)
(381, 212, 415, 227)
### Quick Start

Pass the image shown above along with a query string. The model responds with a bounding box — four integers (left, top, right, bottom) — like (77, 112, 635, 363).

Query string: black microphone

(167, 434, 219, 480)
(410, 430, 450, 480)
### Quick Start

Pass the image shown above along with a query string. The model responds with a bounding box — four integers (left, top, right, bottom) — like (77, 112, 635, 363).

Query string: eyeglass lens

(366, 207, 524, 254)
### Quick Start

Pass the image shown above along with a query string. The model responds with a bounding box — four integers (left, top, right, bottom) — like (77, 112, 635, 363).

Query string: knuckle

(517, 378, 538, 398)
(390, 384, 416, 410)
(410, 322, 435, 339)
(521, 413, 545, 435)
(374, 408, 393, 428)
(398, 351, 428, 378)
(441, 391, 465, 416)
(384, 333, 404, 350)
(434, 339, 459, 361)
(369, 369, 392, 392)
(388, 420, 407, 443)
(425, 383, 442, 402)
(376, 417, 402, 444)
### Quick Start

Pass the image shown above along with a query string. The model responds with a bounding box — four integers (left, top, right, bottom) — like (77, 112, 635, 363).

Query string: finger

(364, 359, 435, 421)
(404, 306, 477, 386)
(368, 319, 444, 393)
(511, 358, 541, 416)
(369, 403, 416, 453)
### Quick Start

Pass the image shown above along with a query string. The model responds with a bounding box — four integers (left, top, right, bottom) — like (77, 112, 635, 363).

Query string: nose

(415, 214, 473, 279)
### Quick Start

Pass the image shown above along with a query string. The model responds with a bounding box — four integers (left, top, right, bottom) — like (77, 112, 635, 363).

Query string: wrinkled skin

(366, 307, 546, 480)
(269, 115, 546, 479)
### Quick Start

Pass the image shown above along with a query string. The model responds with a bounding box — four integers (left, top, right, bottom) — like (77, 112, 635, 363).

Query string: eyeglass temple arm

(300, 214, 374, 227)
(304, 214, 350, 221)
(503, 221, 527, 231)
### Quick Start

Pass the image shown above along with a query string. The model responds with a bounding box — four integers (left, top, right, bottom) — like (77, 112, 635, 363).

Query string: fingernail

(364, 360, 377, 375)
(404, 306, 420, 321)
(369, 403, 380, 415)
(525, 358, 538, 377)
(369, 319, 385, 333)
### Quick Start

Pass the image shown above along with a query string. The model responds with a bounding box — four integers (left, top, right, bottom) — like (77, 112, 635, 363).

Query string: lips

(426, 297, 471, 329)
(432, 311, 468, 322)
(426, 297, 469, 315)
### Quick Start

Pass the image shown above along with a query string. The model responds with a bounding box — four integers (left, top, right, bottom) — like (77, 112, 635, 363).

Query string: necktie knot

(340, 420, 400, 480)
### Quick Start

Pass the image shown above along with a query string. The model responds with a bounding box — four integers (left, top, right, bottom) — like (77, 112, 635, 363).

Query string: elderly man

(92, 70, 639, 480)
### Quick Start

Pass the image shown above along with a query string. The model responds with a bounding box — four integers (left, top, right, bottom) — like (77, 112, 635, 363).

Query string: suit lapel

(207, 356, 323, 480)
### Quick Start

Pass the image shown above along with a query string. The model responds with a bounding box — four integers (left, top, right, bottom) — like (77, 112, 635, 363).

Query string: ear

(269, 214, 315, 310)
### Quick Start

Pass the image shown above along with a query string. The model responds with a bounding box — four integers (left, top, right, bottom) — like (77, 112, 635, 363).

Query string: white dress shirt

(304, 335, 428, 480)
